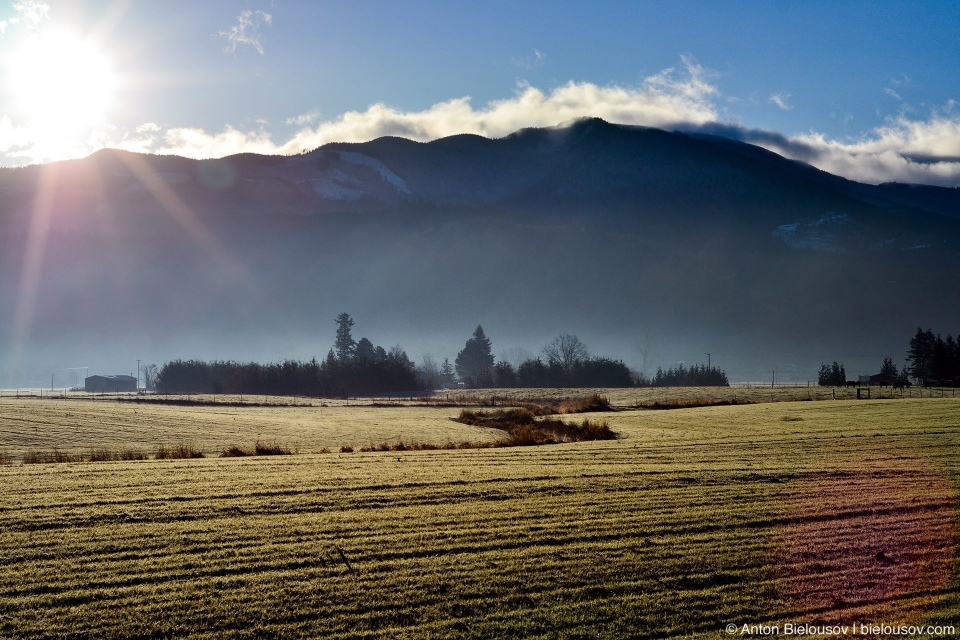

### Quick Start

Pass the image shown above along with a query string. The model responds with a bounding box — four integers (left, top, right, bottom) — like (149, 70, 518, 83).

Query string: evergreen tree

(334, 313, 356, 362)
(455, 325, 495, 387)
(931, 334, 951, 384)
(440, 358, 456, 385)
(517, 358, 548, 387)
(491, 361, 518, 388)
(355, 337, 375, 363)
(879, 356, 898, 376)
(818, 361, 846, 386)
(907, 328, 935, 384)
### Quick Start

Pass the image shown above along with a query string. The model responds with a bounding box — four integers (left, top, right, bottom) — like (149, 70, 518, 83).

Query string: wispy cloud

(770, 93, 792, 110)
(12, 0, 49, 28)
(285, 109, 323, 127)
(512, 48, 546, 71)
(883, 87, 902, 101)
(1, 0, 49, 35)
(696, 102, 960, 186)
(138, 56, 720, 158)
(218, 9, 272, 55)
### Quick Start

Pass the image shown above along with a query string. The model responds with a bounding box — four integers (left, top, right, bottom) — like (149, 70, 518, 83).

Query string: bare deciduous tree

(542, 334, 589, 371)
(416, 352, 441, 389)
(141, 363, 158, 391)
(500, 346, 534, 370)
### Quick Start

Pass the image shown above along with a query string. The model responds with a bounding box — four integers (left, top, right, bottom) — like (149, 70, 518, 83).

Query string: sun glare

(4, 28, 116, 136)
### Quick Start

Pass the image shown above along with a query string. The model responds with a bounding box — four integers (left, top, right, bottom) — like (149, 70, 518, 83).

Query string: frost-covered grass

(0, 398, 957, 638)
(0, 398, 502, 461)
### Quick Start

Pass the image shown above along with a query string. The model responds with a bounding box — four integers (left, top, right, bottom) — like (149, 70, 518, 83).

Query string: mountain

(1, 118, 958, 385)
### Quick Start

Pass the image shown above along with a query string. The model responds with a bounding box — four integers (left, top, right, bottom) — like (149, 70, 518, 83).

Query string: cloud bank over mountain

(4, 54, 960, 187)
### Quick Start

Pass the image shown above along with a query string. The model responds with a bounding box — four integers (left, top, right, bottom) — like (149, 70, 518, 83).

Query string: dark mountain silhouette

(1, 118, 958, 385)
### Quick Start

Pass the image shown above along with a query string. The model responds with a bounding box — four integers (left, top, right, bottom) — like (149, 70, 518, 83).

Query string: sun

(3, 28, 116, 136)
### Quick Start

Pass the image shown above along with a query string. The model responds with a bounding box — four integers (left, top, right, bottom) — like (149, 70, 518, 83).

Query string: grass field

(0, 398, 505, 459)
(1, 393, 958, 638)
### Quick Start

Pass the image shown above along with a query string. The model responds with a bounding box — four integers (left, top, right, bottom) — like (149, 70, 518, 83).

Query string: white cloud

(3, 53, 960, 187)
(285, 109, 323, 126)
(740, 105, 960, 186)
(12, 0, 49, 29)
(770, 93, 792, 110)
(883, 87, 902, 101)
(0, 0, 48, 37)
(119, 56, 721, 159)
(218, 9, 272, 55)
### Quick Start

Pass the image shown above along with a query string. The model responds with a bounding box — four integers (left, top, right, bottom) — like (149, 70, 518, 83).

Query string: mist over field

(2, 119, 959, 386)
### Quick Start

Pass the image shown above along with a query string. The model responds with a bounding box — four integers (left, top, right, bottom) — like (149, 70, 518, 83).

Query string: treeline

(650, 364, 729, 387)
(815, 327, 960, 388)
(906, 328, 960, 386)
(448, 328, 726, 389)
(817, 361, 847, 386)
(156, 315, 419, 397)
(155, 355, 419, 397)
(156, 315, 729, 396)
(483, 357, 636, 388)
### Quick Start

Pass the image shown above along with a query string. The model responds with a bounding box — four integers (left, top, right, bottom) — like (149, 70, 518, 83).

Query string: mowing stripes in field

(1, 399, 958, 638)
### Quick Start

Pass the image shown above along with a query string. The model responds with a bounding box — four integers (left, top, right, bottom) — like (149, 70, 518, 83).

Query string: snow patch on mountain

(333, 151, 411, 194)
(303, 180, 364, 200)
(774, 212, 858, 252)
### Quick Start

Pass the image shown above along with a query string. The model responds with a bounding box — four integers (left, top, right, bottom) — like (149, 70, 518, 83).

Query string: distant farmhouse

(84, 375, 137, 393)
(859, 372, 902, 387)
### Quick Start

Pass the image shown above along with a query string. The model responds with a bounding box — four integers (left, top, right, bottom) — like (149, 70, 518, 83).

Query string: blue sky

(1, 0, 959, 185)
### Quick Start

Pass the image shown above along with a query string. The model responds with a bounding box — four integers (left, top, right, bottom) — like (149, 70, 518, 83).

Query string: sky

(1, 0, 960, 185)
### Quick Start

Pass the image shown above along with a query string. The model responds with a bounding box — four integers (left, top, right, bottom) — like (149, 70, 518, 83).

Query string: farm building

(84, 375, 137, 393)
(868, 372, 900, 386)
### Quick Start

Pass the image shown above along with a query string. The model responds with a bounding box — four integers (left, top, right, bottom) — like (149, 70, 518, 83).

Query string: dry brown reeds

(356, 440, 475, 452)
(23, 449, 83, 464)
(88, 448, 148, 462)
(155, 443, 205, 459)
(456, 408, 617, 445)
(220, 441, 294, 457)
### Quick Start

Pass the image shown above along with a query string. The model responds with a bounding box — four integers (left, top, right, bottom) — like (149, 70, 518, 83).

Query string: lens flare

(773, 445, 956, 623)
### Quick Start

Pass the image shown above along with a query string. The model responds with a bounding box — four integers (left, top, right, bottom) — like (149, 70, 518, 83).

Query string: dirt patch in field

(773, 445, 957, 624)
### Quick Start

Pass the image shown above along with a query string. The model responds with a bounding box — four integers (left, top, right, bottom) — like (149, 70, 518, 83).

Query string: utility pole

(137, 359, 141, 390)
(705, 353, 711, 369)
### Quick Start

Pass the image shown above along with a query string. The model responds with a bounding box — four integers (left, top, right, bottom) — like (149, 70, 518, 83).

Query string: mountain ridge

(1, 118, 958, 385)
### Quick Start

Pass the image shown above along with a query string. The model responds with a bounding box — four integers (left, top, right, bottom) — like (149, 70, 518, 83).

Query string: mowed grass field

(0, 398, 505, 459)
(0, 394, 958, 639)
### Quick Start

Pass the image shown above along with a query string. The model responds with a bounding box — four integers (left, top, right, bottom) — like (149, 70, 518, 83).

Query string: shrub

(22, 449, 82, 464)
(339, 445, 354, 453)
(254, 441, 291, 456)
(0, 451, 11, 465)
(156, 443, 205, 460)
(456, 409, 617, 446)
(557, 394, 611, 414)
(221, 445, 251, 457)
